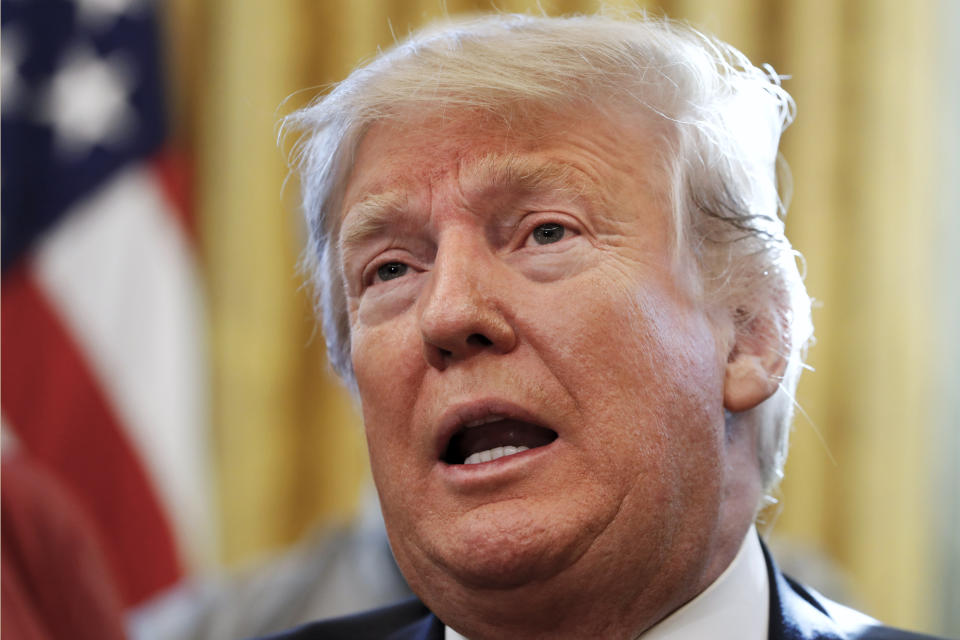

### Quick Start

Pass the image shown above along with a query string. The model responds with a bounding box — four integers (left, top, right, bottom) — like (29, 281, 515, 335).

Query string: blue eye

(531, 223, 565, 245)
(376, 262, 408, 282)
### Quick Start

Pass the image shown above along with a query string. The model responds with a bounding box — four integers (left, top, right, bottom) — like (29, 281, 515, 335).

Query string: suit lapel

(765, 542, 841, 640)
(762, 539, 881, 640)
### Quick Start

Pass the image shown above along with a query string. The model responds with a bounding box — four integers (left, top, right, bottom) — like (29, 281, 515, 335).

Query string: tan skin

(337, 106, 780, 639)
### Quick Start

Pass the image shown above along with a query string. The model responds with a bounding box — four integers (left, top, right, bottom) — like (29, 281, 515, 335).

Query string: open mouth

(442, 416, 558, 465)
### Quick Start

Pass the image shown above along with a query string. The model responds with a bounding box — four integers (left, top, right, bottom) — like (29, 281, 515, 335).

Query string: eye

(528, 222, 566, 246)
(376, 262, 409, 282)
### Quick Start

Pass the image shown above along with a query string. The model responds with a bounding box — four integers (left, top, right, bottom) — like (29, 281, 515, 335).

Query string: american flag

(2, 0, 213, 617)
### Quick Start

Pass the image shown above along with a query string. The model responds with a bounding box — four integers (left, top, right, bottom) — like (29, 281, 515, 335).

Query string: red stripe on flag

(150, 148, 195, 243)
(1, 263, 183, 606)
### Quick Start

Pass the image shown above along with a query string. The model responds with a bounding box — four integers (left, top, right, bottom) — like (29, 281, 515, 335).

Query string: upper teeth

(464, 445, 529, 465)
(462, 415, 506, 429)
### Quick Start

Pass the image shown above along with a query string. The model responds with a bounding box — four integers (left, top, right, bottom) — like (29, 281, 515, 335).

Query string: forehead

(344, 109, 556, 201)
(338, 105, 674, 229)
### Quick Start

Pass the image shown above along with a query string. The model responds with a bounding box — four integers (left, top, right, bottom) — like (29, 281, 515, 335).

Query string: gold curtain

(164, 0, 941, 633)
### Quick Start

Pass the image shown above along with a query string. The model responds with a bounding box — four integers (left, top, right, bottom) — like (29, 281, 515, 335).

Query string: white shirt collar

(444, 527, 769, 640)
(638, 527, 769, 640)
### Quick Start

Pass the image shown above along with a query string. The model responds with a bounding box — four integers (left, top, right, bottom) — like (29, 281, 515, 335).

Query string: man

(272, 13, 941, 640)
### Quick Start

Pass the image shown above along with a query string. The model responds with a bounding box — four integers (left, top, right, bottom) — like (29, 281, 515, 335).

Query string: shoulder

(251, 597, 441, 640)
(765, 543, 945, 640)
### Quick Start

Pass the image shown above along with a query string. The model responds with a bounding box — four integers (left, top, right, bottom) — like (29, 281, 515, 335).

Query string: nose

(417, 238, 517, 370)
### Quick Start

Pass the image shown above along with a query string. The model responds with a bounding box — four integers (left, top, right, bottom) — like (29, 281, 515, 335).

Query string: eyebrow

(338, 154, 598, 254)
(339, 191, 410, 255)
(463, 154, 595, 207)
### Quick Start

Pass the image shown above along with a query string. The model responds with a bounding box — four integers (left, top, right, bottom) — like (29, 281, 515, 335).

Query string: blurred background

(2, 0, 958, 638)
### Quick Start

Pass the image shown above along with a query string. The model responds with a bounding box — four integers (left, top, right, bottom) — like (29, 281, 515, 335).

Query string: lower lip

(437, 440, 557, 489)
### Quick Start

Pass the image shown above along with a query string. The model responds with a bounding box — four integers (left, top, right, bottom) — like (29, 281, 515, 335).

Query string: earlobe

(723, 315, 788, 413)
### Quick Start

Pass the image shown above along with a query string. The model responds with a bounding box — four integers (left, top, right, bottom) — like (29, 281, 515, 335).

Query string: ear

(723, 311, 788, 413)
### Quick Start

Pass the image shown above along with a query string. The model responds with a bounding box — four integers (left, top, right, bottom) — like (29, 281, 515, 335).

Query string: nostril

(467, 334, 493, 347)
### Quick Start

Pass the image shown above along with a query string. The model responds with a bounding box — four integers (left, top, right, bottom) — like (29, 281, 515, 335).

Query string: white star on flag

(43, 46, 137, 159)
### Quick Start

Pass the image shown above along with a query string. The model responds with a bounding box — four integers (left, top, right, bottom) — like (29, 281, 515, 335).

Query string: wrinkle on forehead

(339, 149, 606, 255)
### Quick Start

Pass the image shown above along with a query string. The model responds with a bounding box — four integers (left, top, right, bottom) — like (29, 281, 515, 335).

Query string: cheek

(529, 276, 674, 404)
(351, 319, 424, 471)
(527, 271, 726, 465)
(352, 312, 423, 389)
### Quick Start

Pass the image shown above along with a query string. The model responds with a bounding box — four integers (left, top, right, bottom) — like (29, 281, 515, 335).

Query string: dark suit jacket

(258, 543, 944, 640)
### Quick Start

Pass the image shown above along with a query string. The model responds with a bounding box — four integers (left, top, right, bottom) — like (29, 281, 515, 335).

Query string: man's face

(338, 107, 747, 629)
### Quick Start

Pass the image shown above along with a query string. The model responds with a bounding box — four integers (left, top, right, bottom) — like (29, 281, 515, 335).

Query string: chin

(402, 498, 602, 592)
